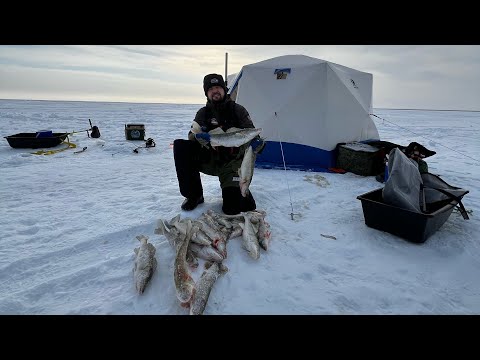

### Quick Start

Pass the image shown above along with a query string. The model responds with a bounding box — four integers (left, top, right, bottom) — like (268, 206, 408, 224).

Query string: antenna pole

(225, 52, 228, 87)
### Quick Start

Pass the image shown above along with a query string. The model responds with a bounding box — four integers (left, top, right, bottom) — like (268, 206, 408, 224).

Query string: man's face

(207, 85, 225, 102)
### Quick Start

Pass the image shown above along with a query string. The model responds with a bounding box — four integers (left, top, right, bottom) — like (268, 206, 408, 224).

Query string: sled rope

(275, 112, 299, 220)
(31, 140, 77, 155)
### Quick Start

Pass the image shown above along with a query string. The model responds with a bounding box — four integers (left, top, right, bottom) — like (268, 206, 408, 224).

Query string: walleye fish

(228, 222, 243, 240)
(238, 145, 256, 197)
(190, 262, 228, 315)
(194, 218, 228, 258)
(199, 213, 230, 252)
(154, 218, 183, 248)
(248, 210, 270, 251)
(191, 225, 212, 246)
(208, 127, 263, 148)
(188, 243, 225, 263)
(186, 248, 199, 269)
(174, 219, 196, 305)
(133, 235, 157, 294)
(206, 209, 233, 229)
(239, 213, 261, 260)
(256, 216, 271, 251)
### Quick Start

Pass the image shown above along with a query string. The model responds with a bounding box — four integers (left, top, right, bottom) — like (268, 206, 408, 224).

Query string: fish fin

(259, 241, 268, 251)
(204, 261, 213, 269)
(147, 243, 156, 254)
(169, 214, 181, 226)
(209, 127, 226, 135)
(219, 263, 229, 274)
(154, 219, 170, 235)
(187, 253, 198, 269)
(134, 247, 139, 255)
(136, 234, 148, 242)
(249, 214, 259, 223)
(225, 127, 242, 133)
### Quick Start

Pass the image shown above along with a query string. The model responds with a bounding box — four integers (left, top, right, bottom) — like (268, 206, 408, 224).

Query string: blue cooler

(36, 130, 53, 138)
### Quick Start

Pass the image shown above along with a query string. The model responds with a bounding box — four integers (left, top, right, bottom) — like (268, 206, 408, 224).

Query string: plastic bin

(357, 188, 459, 243)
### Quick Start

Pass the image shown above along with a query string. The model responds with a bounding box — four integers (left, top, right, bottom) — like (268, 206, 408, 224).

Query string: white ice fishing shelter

(228, 54, 380, 171)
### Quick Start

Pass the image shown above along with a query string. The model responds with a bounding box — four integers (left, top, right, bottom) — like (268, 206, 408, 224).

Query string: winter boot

(181, 195, 205, 211)
(222, 186, 256, 215)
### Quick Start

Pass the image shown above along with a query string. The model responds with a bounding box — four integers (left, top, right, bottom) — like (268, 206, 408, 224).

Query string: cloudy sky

(1, 45, 479, 110)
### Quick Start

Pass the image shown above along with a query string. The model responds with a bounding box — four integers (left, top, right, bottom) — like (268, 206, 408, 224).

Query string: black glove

(195, 132, 211, 148)
(250, 137, 266, 154)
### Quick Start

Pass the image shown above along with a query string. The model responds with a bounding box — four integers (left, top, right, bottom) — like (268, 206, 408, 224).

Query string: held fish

(190, 262, 228, 315)
(238, 145, 256, 197)
(208, 127, 263, 148)
(133, 235, 157, 294)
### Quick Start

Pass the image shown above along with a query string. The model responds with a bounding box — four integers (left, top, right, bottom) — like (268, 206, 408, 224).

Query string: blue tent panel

(255, 141, 336, 172)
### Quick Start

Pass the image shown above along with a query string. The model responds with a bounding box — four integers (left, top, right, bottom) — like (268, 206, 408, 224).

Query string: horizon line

(1, 98, 479, 113)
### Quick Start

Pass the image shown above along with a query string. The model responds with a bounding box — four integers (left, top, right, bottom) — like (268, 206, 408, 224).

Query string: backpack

(90, 126, 101, 138)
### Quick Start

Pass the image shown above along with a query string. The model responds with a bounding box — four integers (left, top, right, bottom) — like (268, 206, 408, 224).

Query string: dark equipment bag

(383, 148, 469, 219)
(421, 172, 470, 220)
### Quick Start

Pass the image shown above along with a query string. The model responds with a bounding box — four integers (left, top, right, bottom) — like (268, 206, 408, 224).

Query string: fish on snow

(133, 235, 157, 294)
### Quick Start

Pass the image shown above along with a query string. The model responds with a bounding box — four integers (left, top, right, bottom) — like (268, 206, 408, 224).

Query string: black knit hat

(203, 73, 227, 96)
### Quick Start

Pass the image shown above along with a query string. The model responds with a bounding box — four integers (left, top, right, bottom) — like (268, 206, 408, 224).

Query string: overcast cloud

(0, 45, 478, 110)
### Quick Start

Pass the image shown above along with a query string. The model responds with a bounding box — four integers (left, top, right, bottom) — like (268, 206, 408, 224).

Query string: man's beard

(211, 93, 224, 104)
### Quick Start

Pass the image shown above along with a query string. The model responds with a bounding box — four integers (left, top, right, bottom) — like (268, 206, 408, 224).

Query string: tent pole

(225, 52, 228, 87)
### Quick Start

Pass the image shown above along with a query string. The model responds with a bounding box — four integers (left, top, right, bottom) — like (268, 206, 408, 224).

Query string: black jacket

(188, 96, 255, 139)
(188, 96, 256, 162)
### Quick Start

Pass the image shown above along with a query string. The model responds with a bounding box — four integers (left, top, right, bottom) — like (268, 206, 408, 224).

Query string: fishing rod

(274, 111, 300, 221)
(74, 146, 88, 154)
(69, 119, 101, 138)
(133, 138, 156, 153)
(111, 138, 156, 156)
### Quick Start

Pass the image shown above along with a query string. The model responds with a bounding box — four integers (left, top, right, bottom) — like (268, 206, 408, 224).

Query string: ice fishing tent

(228, 55, 380, 171)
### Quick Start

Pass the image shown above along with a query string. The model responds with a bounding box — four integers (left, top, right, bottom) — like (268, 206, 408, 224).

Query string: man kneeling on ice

(173, 73, 265, 215)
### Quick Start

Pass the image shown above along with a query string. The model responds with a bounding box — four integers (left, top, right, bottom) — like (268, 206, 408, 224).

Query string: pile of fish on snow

(132, 209, 271, 315)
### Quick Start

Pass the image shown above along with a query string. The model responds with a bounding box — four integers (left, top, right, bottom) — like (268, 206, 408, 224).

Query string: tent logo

(350, 79, 358, 89)
(274, 68, 291, 80)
